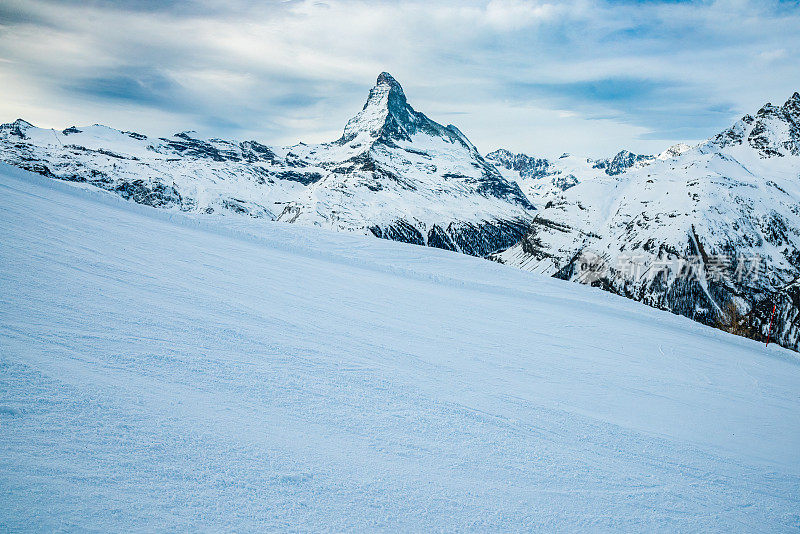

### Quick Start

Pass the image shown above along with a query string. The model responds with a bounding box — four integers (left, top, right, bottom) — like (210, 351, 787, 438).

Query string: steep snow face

(486, 148, 653, 206)
(494, 92, 800, 351)
(0, 73, 535, 257)
(2, 163, 800, 531)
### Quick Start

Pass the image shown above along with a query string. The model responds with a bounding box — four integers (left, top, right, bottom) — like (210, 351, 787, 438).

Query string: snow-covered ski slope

(1, 162, 799, 532)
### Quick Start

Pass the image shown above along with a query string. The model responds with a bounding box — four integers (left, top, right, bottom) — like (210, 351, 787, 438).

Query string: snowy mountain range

(486, 143, 691, 204)
(1, 73, 798, 350)
(492, 92, 800, 350)
(0, 73, 534, 257)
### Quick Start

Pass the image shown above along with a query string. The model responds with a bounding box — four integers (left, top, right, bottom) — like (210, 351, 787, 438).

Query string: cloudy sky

(0, 0, 798, 158)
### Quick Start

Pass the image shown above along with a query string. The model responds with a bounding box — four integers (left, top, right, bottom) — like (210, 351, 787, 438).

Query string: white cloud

(0, 0, 798, 156)
(483, 0, 560, 30)
(757, 48, 787, 62)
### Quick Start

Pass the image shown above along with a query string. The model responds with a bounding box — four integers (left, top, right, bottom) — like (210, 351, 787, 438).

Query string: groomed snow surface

(1, 163, 799, 531)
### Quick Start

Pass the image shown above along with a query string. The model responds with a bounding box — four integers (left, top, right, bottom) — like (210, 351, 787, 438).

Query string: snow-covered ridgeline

(485, 143, 691, 205)
(0, 73, 535, 257)
(493, 92, 800, 350)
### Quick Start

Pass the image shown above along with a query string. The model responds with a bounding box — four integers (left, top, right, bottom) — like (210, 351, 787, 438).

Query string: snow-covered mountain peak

(174, 130, 200, 139)
(375, 71, 405, 100)
(704, 90, 800, 157)
(339, 72, 475, 155)
(784, 91, 800, 116)
(756, 102, 780, 117)
(340, 72, 411, 146)
(362, 71, 408, 120)
(593, 149, 655, 175)
(0, 118, 34, 138)
(282, 72, 536, 254)
(657, 142, 692, 160)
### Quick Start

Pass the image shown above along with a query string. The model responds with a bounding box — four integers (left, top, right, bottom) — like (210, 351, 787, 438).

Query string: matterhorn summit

(277, 72, 535, 255)
(340, 72, 413, 145)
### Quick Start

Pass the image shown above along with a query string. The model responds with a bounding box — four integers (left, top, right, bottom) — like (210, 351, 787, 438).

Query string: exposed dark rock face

(114, 180, 186, 209)
(370, 217, 531, 257)
(486, 149, 551, 180)
(369, 221, 425, 246)
(593, 150, 655, 175)
(0, 119, 33, 139)
(447, 219, 532, 257)
(275, 171, 323, 185)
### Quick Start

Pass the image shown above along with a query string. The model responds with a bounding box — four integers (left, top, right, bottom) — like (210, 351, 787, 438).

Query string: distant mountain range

(1, 74, 798, 351)
(0, 72, 533, 257)
(486, 143, 691, 204)
(492, 92, 800, 351)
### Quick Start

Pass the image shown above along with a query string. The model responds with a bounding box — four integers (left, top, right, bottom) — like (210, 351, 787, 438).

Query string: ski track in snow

(1, 163, 799, 531)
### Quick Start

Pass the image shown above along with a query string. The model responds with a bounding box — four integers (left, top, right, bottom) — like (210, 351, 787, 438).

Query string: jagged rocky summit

(0, 72, 535, 257)
(492, 91, 800, 351)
